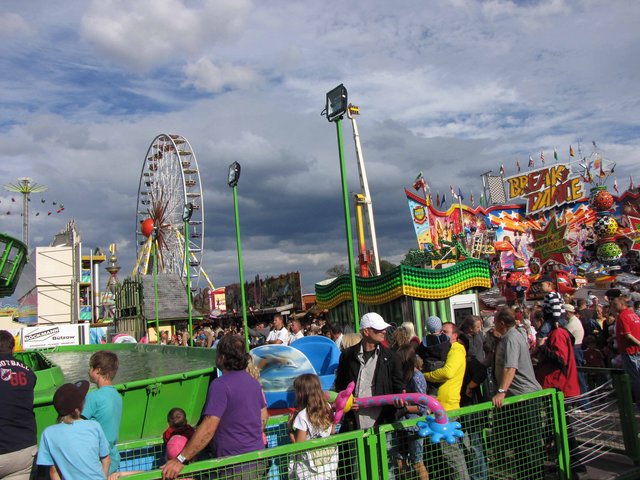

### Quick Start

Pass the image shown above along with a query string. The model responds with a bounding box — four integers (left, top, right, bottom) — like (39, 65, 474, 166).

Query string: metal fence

(566, 367, 640, 470)
(117, 389, 579, 480)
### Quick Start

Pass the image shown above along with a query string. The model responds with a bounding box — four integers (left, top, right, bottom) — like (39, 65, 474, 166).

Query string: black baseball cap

(53, 381, 90, 416)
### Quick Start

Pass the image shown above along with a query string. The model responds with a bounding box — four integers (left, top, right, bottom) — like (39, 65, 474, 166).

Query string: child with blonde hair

(288, 374, 337, 479)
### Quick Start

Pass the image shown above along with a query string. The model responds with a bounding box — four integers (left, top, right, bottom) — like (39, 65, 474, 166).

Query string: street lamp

(183, 202, 194, 345)
(323, 84, 360, 331)
(228, 161, 250, 351)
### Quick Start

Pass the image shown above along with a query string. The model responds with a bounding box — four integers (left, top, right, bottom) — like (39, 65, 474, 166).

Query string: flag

(500, 163, 505, 175)
(516, 159, 521, 173)
(554, 149, 558, 162)
(540, 151, 545, 164)
(613, 178, 619, 194)
(450, 185, 456, 199)
(480, 193, 486, 208)
(630, 175, 635, 191)
(569, 145, 574, 157)
(436, 193, 440, 208)
(413, 171, 426, 191)
(528, 155, 534, 168)
(458, 186, 464, 201)
(470, 192, 475, 207)
(441, 193, 447, 206)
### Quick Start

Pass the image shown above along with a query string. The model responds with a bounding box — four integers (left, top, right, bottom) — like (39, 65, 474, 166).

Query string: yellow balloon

(344, 394, 354, 413)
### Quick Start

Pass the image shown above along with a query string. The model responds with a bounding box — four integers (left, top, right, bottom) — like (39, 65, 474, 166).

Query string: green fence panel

(121, 429, 367, 480)
(377, 389, 563, 480)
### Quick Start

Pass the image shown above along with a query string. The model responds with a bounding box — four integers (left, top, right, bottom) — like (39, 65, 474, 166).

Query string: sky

(1, 0, 640, 297)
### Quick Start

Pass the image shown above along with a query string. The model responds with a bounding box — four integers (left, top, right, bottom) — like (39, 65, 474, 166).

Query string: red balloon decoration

(590, 190, 614, 211)
(141, 218, 155, 238)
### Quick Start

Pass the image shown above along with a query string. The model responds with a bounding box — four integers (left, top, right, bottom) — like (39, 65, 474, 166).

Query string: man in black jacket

(334, 312, 404, 432)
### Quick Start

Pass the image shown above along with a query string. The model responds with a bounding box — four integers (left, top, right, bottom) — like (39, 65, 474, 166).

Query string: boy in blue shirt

(37, 381, 110, 479)
(83, 350, 123, 474)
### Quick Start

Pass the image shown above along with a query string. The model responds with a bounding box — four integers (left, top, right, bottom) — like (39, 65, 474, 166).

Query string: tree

(379, 259, 397, 274)
(326, 264, 347, 277)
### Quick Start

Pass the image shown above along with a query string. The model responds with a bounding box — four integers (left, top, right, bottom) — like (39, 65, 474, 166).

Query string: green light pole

(228, 162, 250, 351)
(323, 84, 359, 331)
(152, 225, 160, 342)
(183, 203, 194, 345)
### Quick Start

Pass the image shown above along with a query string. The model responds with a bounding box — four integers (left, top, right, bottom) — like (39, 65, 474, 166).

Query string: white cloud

(80, 0, 252, 70)
(183, 57, 260, 93)
(0, 12, 32, 38)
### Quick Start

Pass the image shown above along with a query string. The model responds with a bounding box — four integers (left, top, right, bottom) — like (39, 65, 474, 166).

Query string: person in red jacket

(533, 318, 585, 477)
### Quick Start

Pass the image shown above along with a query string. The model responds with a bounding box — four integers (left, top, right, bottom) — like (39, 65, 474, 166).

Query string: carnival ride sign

(505, 164, 584, 215)
(530, 216, 573, 267)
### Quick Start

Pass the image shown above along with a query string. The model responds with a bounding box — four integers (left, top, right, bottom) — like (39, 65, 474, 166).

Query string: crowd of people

(2, 276, 639, 479)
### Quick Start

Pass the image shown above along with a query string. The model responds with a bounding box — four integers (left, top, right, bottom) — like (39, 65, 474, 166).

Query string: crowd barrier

(116, 388, 578, 479)
(566, 367, 640, 470)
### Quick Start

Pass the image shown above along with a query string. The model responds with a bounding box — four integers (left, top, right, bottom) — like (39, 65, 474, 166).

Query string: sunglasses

(369, 327, 387, 334)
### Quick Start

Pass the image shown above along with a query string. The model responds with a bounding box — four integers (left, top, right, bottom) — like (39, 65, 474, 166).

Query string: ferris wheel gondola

(134, 134, 205, 289)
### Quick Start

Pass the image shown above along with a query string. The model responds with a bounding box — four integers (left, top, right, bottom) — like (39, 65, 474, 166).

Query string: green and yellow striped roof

(315, 259, 490, 309)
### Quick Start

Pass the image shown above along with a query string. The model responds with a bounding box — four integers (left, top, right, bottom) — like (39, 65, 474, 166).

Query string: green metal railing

(117, 389, 574, 479)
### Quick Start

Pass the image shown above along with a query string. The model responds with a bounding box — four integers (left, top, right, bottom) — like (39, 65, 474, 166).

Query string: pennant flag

(528, 155, 534, 168)
(593, 157, 601, 169)
(613, 178, 619, 194)
(436, 193, 440, 208)
(516, 159, 521, 173)
(630, 175, 635, 191)
(450, 185, 458, 200)
(500, 163, 505, 175)
(569, 145, 575, 157)
(458, 186, 464, 201)
(554, 149, 558, 162)
(441, 193, 447, 206)
(480, 193, 486, 208)
(470, 192, 475, 207)
(540, 151, 545, 164)
(413, 171, 426, 191)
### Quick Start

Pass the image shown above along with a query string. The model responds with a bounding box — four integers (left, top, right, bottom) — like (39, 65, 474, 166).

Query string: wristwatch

(176, 454, 188, 465)
(497, 388, 507, 394)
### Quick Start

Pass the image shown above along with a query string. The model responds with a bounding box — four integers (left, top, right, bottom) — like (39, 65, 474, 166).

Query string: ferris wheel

(134, 133, 208, 289)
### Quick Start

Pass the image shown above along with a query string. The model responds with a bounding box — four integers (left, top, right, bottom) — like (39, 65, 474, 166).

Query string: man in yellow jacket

(423, 322, 470, 480)
(424, 322, 466, 410)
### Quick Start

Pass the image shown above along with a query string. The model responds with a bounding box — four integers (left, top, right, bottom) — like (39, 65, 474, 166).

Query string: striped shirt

(543, 291, 565, 323)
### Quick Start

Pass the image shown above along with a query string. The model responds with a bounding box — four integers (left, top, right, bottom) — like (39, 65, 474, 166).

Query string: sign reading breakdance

(505, 164, 584, 215)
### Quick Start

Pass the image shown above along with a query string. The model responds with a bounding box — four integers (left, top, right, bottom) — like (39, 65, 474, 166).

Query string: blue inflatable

(290, 335, 340, 392)
(250, 345, 316, 408)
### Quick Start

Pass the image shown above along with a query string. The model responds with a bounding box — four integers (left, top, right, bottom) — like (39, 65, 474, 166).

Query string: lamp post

(183, 202, 194, 345)
(228, 162, 250, 351)
(152, 225, 160, 343)
(323, 84, 360, 331)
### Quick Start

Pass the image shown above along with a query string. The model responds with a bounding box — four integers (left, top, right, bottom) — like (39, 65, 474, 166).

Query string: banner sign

(406, 192, 432, 248)
(21, 323, 89, 350)
(504, 164, 584, 215)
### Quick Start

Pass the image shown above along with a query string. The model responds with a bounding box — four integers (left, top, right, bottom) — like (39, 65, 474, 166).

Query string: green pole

(184, 220, 193, 345)
(413, 299, 423, 338)
(153, 239, 160, 343)
(335, 117, 360, 331)
(232, 185, 250, 352)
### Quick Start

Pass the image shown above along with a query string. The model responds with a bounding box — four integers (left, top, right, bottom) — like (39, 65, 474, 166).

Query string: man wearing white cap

(334, 312, 404, 432)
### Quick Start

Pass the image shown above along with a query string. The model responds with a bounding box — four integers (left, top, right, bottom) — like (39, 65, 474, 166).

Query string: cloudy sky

(1, 0, 639, 296)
